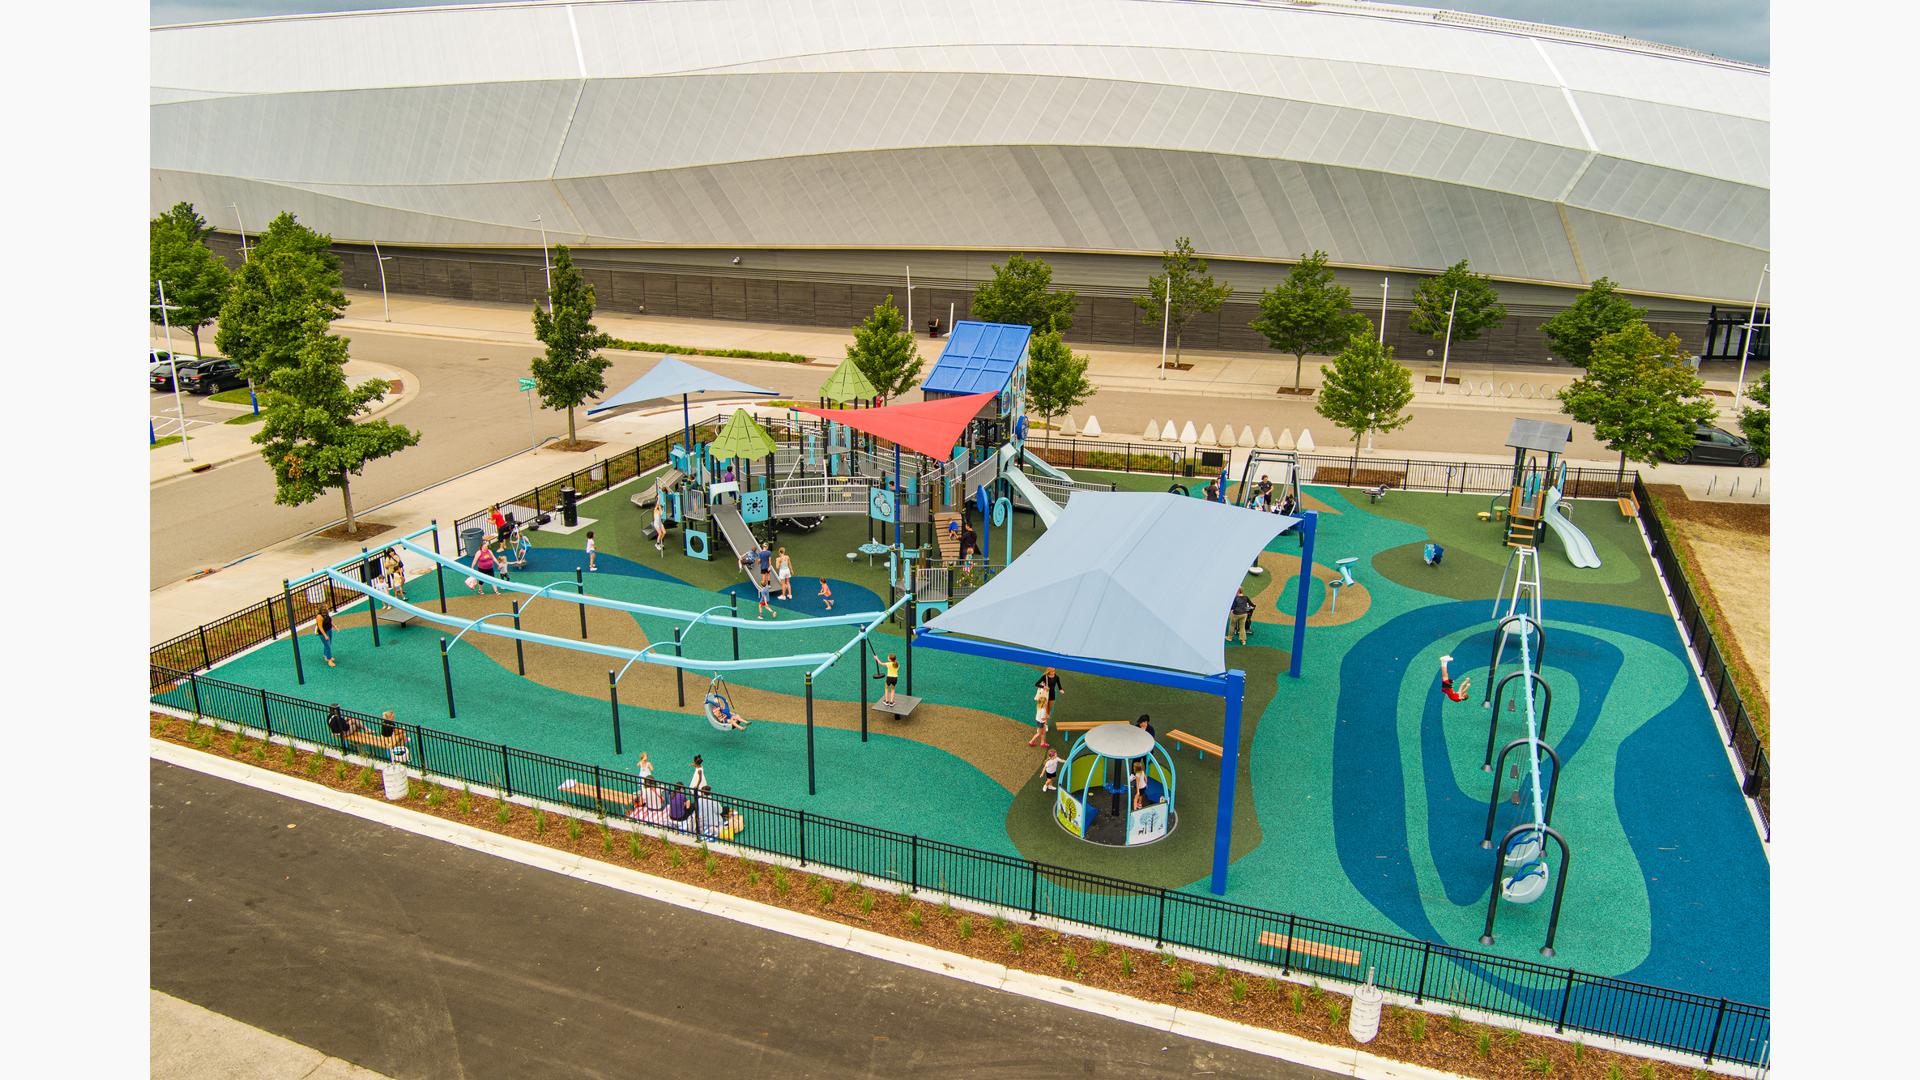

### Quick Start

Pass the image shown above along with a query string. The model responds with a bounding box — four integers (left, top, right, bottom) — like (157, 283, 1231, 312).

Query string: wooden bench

(1617, 494, 1639, 518)
(557, 779, 638, 807)
(1257, 931, 1363, 967)
(1050, 720, 1105, 733)
(343, 730, 408, 753)
(1166, 729, 1223, 760)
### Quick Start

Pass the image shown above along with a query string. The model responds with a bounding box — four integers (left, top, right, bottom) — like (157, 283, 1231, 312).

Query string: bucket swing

(1502, 858, 1551, 905)
(702, 674, 744, 732)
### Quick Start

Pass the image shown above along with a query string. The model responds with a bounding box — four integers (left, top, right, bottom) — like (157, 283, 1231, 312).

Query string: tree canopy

(970, 254, 1078, 333)
(215, 212, 346, 385)
(846, 295, 924, 401)
(1737, 371, 1769, 461)
(1314, 333, 1415, 472)
(254, 324, 418, 536)
(530, 246, 614, 446)
(1407, 259, 1506, 347)
(151, 205, 232, 360)
(1538, 277, 1647, 367)
(1134, 237, 1233, 366)
(157, 201, 214, 243)
(1557, 322, 1719, 484)
(1249, 250, 1370, 391)
(1024, 330, 1097, 432)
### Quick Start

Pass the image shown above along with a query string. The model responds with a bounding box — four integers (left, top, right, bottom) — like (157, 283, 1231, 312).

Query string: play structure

(1053, 722, 1177, 846)
(916, 490, 1317, 894)
(1495, 420, 1600, 569)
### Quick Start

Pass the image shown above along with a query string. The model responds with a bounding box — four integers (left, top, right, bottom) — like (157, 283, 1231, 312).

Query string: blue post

(893, 442, 903, 551)
(1289, 511, 1317, 679)
(1209, 668, 1247, 895)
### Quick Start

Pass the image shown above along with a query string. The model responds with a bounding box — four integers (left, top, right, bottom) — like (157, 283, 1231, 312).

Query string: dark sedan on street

(178, 359, 248, 395)
(1668, 426, 1765, 467)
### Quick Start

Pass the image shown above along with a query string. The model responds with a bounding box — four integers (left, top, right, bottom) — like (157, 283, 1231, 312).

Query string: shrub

(251, 743, 267, 760)
(1091, 941, 1108, 958)
(304, 753, 321, 776)
(1120, 953, 1134, 977)
(425, 787, 442, 808)
(1446, 1012, 1466, 1035)
(1229, 977, 1248, 1004)
(747, 867, 761, 887)
(958, 915, 974, 940)
(1523, 1055, 1553, 1074)
(1325, 999, 1344, 1025)
(1176, 969, 1196, 993)
(816, 880, 835, 905)
(906, 906, 923, 929)
(459, 787, 472, 815)
(566, 817, 582, 842)
(667, 845, 684, 869)
(703, 850, 718, 877)
(281, 743, 296, 765)
(1501, 1029, 1523, 1048)
(1405, 1012, 1426, 1042)
(1572, 1040, 1585, 1061)
(628, 832, 644, 860)
(1475, 1032, 1491, 1057)
(991, 914, 1007, 933)
(1290, 987, 1304, 1014)
(1061, 947, 1078, 974)
(357, 767, 376, 790)
(533, 807, 547, 835)
(1606, 1068, 1623, 1080)
(1213, 963, 1229, 984)
(606, 338, 810, 365)
(227, 732, 246, 755)
(858, 889, 875, 915)
(334, 759, 349, 781)
(1005, 929, 1025, 953)
(773, 867, 789, 894)
(496, 801, 512, 824)
(600, 827, 613, 854)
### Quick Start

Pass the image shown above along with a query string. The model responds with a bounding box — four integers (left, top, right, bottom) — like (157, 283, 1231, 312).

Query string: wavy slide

(1542, 487, 1602, 569)
(997, 445, 1064, 528)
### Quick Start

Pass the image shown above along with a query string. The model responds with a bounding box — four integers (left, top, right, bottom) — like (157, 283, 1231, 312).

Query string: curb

(148, 738, 1475, 1080)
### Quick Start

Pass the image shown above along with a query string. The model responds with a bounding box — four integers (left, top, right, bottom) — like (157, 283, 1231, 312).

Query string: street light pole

(1438, 287, 1460, 394)
(1734, 263, 1769, 410)
(1378, 276, 1389, 345)
(906, 264, 913, 338)
(1158, 286, 1170, 379)
(371, 240, 395, 322)
(227, 203, 249, 260)
(531, 215, 551, 310)
(153, 280, 193, 462)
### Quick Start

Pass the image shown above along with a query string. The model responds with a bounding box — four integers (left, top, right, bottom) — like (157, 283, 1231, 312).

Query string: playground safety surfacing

(191, 476, 1768, 1008)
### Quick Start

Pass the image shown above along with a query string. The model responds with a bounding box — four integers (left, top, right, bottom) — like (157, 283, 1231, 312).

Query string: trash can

(382, 745, 410, 801)
(560, 486, 579, 527)
(460, 527, 486, 559)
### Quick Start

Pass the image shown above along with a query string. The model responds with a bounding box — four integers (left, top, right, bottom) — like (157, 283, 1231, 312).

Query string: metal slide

(1541, 487, 1602, 569)
(1017, 446, 1073, 483)
(1001, 461, 1064, 528)
(711, 501, 759, 569)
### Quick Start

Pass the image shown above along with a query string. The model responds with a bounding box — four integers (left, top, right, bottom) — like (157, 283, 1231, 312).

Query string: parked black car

(180, 358, 248, 395)
(1669, 426, 1764, 467)
(150, 357, 184, 392)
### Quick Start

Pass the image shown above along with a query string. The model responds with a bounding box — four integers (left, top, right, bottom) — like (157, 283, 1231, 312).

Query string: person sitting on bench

(705, 695, 751, 730)
(667, 788, 695, 821)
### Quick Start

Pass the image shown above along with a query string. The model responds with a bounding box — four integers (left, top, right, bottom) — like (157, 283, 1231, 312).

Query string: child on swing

(1438, 655, 1473, 702)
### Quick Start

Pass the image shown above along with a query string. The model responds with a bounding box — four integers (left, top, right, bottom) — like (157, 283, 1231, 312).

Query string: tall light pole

(152, 281, 193, 462)
(531, 215, 551, 309)
(906, 264, 913, 338)
(1378, 276, 1389, 345)
(1437, 287, 1460, 394)
(1157, 285, 1171, 380)
(1734, 263, 1769, 410)
(371, 240, 395, 322)
(227, 203, 249, 260)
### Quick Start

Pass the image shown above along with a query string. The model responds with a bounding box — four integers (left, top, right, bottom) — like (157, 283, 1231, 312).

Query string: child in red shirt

(1438, 655, 1472, 702)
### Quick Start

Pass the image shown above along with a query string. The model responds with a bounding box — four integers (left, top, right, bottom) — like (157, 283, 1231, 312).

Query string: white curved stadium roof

(151, 0, 1769, 302)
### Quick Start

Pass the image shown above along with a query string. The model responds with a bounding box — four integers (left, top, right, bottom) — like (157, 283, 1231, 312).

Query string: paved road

(152, 760, 1335, 1080)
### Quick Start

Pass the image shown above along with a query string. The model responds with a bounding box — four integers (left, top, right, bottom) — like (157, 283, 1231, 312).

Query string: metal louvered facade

(152, 0, 1768, 307)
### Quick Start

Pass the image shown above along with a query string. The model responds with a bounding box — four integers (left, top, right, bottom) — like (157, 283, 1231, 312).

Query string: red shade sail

(799, 391, 998, 460)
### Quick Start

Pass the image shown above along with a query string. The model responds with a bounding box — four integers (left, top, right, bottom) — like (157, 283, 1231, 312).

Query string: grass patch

(209, 388, 253, 405)
(150, 435, 186, 450)
(225, 411, 265, 426)
(608, 338, 811, 365)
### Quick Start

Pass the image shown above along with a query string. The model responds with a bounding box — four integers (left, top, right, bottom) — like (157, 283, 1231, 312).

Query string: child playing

(875, 653, 900, 706)
(817, 578, 834, 611)
(1026, 683, 1050, 748)
(651, 500, 667, 553)
(1438, 655, 1473, 702)
(1040, 747, 1063, 793)
(755, 572, 776, 618)
(585, 531, 597, 572)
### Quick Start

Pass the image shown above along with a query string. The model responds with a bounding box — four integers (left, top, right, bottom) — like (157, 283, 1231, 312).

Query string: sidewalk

(315, 289, 1749, 414)
(149, 358, 416, 485)
(152, 990, 391, 1080)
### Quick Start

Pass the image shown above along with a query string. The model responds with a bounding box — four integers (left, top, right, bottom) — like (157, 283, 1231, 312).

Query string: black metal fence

(151, 664, 1769, 1068)
(1632, 477, 1770, 833)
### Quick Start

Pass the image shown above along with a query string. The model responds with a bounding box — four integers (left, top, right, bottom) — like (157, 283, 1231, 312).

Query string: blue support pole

(893, 442, 903, 551)
(1209, 669, 1247, 895)
(1288, 510, 1317, 679)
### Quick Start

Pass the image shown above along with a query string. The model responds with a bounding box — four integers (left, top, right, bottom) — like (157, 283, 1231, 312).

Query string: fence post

(798, 809, 808, 866)
(1028, 862, 1040, 919)
(187, 673, 203, 719)
(592, 764, 607, 819)
(1415, 939, 1432, 1003)
(1704, 998, 1728, 1064)
(199, 625, 213, 671)
(500, 744, 513, 797)
(1154, 890, 1167, 947)
(1555, 968, 1575, 1032)
(1281, 914, 1297, 974)
(267, 599, 279, 639)
(259, 688, 271, 732)
(910, 834, 919, 893)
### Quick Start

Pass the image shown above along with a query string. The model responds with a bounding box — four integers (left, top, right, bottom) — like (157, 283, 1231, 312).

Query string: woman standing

(689, 754, 709, 793)
(317, 607, 337, 668)
(1026, 682, 1051, 748)
(775, 547, 794, 600)
(1034, 667, 1064, 721)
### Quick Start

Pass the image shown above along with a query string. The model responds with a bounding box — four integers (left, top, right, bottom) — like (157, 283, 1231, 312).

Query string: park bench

(342, 730, 408, 756)
(1617, 493, 1639, 518)
(557, 779, 639, 809)
(1050, 720, 1105, 733)
(1166, 729, 1223, 760)
(1257, 931, 1363, 968)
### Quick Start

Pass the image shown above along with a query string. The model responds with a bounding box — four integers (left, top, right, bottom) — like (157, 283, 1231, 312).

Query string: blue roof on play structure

(921, 321, 1032, 395)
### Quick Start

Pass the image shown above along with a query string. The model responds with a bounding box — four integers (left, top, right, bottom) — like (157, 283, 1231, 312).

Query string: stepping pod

(1277, 428, 1295, 450)
(1082, 415, 1102, 437)
(1057, 415, 1078, 436)
(1257, 427, 1276, 449)
(1237, 425, 1256, 448)
(1297, 428, 1316, 453)
(1179, 421, 1197, 445)
(1198, 423, 1217, 447)
(1143, 418, 1161, 442)
(1216, 421, 1235, 447)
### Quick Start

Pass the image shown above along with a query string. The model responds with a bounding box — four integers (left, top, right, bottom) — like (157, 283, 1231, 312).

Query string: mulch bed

(1275, 387, 1316, 396)
(553, 439, 606, 453)
(149, 712, 1730, 1080)
(1308, 466, 1405, 487)
(315, 520, 397, 542)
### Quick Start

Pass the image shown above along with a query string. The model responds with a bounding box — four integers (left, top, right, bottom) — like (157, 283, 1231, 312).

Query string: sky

(150, 0, 1770, 66)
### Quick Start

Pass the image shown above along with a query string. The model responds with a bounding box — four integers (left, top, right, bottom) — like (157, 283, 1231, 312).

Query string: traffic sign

(518, 377, 537, 392)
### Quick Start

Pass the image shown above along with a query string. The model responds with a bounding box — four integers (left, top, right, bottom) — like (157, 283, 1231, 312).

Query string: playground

(174, 341, 1768, 1011)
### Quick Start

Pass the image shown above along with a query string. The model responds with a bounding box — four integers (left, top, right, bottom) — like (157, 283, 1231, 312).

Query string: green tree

(216, 212, 347, 386)
(1557, 323, 1719, 485)
(1135, 237, 1234, 366)
(255, 324, 419, 536)
(157, 201, 213, 243)
(1737, 371, 1769, 461)
(970, 254, 1078, 332)
(530, 246, 614, 446)
(1024, 330, 1097, 433)
(1249, 250, 1370, 392)
(1314, 333, 1414, 474)
(1538, 277, 1646, 367)
(150, 211, 232, 361)
(1407, 259, 1506, 357)
(846, 295, 924, 401)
